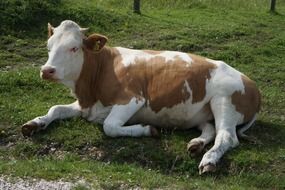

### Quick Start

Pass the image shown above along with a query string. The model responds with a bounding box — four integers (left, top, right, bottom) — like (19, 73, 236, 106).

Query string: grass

(0, 0, 285, 189)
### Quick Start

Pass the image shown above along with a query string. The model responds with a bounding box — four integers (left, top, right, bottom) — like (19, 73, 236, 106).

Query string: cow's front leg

(103, 98, 158, 137)
(22, 101, 81, 137)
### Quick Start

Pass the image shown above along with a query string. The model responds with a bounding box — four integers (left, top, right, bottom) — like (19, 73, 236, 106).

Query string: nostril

(48, 68, 55, 74)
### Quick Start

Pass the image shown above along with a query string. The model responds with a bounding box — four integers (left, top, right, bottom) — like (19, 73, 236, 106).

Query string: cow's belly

(128, 101, 213, 129)
(84, 100, 213, 129)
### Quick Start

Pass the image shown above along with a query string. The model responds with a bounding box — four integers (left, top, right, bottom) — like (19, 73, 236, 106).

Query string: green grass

(0, 0, 285, 189)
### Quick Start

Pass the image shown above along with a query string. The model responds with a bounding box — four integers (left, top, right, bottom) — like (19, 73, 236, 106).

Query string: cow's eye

(70, 47, 78, 53)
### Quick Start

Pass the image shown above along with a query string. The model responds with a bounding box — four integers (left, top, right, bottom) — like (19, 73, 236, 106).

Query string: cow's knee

(216, 129, 239, 148)
(103, 121, 120, 137)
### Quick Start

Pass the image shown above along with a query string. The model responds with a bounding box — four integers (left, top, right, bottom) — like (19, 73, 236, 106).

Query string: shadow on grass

(20, 118, 284, 177)
(27, 119, 202, 175)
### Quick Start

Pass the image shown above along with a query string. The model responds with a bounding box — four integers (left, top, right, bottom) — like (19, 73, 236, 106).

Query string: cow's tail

(237, 114, 257, 141)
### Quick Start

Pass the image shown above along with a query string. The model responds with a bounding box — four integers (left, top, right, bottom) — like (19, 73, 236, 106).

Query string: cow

(21, 20, 261, 174)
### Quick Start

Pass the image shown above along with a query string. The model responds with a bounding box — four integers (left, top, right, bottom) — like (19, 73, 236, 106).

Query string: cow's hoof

(199, 163, 216, 175)
(150, 126, 160, 138)
(187, 139, 204, 156)
(21, 121, 40, 137)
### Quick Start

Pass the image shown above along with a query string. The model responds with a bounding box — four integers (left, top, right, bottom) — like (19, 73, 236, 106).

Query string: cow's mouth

(40, 73, 60, 82)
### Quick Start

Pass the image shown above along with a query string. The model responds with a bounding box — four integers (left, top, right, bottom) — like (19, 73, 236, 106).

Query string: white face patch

(116, 47, 193, 67)
(42, 20, 85, 88)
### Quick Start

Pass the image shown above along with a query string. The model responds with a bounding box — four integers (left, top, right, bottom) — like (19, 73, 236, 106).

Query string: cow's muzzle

(41, 66, 56, 81)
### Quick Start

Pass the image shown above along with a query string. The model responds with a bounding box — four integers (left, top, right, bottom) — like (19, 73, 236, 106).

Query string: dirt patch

(0, 176, 90, 190)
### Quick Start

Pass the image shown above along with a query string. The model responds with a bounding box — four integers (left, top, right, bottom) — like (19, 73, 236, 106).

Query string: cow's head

(41, 20, 107, 86)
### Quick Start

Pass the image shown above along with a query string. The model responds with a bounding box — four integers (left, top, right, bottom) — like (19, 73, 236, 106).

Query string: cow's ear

(48, 23, 54, 38)
(83, 34, 108, 52)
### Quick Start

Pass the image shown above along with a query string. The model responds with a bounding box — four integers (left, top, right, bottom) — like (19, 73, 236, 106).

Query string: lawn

(0, 0, 284, 189)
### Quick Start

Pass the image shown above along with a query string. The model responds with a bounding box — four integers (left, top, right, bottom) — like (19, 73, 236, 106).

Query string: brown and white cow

(21, 20, 261, 174)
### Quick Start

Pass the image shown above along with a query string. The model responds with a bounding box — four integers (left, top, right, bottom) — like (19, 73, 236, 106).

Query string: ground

(0, 0, 284, 189)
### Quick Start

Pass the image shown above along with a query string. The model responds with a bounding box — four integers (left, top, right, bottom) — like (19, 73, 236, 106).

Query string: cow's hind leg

(199, 96, 242, 174)
(22, 101, 81, 137)
(103, 98, 158, 137)
(187, 122, 215, 156)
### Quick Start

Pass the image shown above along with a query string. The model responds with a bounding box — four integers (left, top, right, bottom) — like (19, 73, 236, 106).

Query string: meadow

(0, 0, 284, 189)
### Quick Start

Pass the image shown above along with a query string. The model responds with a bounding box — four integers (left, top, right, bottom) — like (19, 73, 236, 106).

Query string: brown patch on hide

(231, 75, 261, 123)
(75, 47, 126, 108)
(123, 55, 216, 112)
(187, 54, 217, 104)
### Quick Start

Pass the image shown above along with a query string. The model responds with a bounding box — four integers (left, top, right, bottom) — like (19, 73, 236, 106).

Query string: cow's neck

(75, 46, 114, 109)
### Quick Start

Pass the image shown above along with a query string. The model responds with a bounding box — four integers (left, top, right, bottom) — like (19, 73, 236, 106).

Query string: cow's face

(41, 20, 107, 85)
